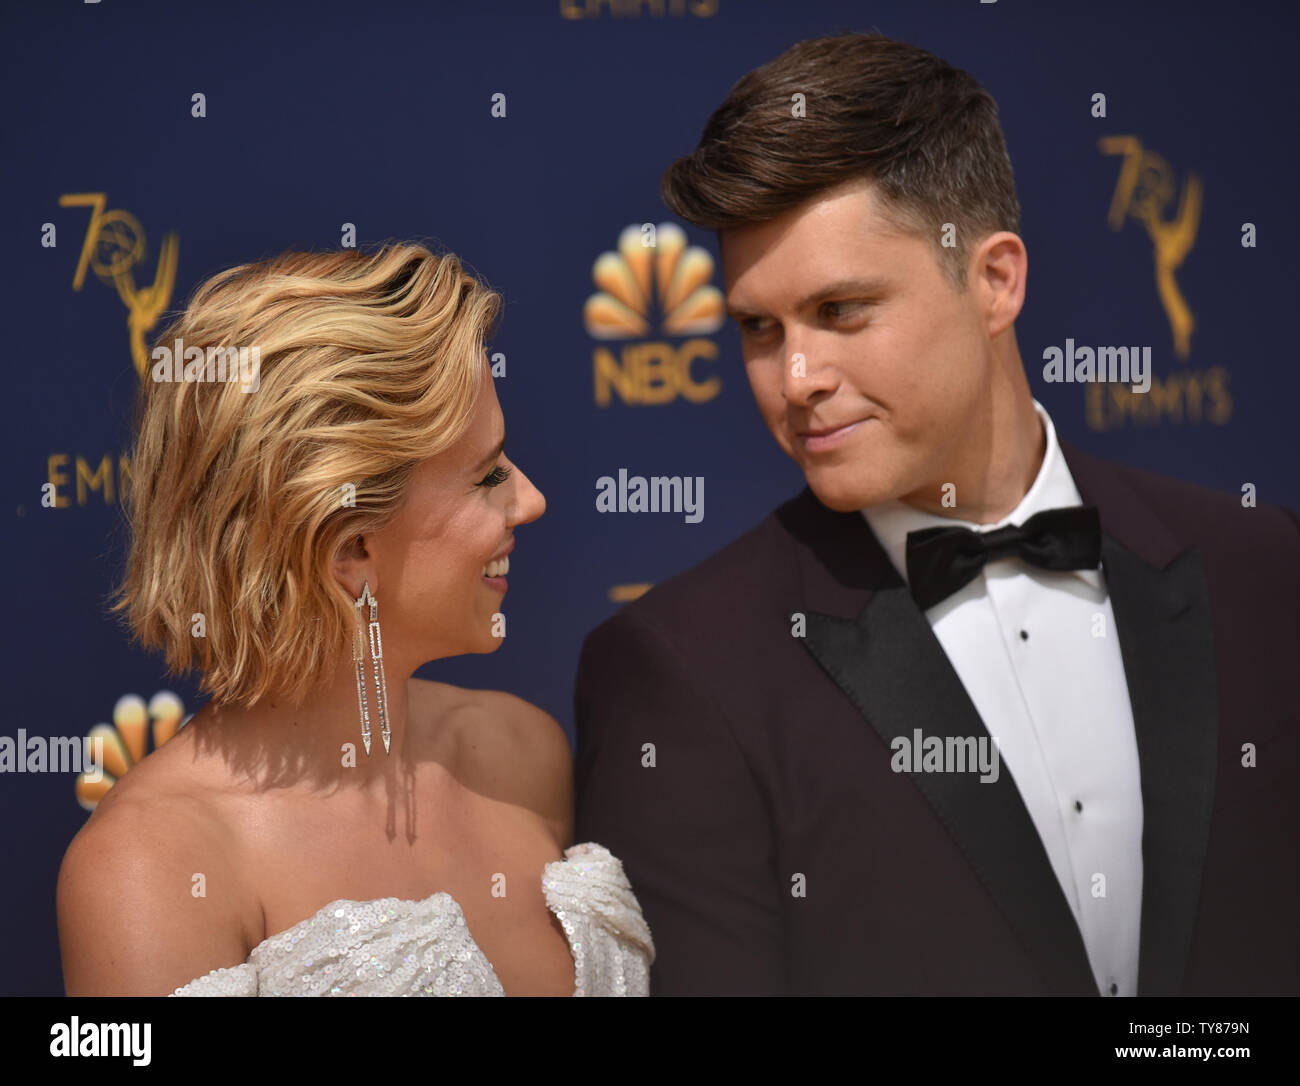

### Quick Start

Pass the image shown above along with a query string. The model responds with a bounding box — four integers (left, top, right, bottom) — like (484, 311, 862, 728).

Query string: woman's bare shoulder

(57, 728, 260, 995)
(412, 679, 573, 847)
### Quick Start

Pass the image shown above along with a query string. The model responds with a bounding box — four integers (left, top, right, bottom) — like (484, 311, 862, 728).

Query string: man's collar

(860, 399, 1103, 591)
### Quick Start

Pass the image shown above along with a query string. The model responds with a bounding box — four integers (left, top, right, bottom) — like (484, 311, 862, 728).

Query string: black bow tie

(904, 505, 1102, 611)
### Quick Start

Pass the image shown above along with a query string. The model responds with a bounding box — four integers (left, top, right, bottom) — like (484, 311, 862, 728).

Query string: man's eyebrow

(726, 276, 892, 320)
(471, 434, 506, 473)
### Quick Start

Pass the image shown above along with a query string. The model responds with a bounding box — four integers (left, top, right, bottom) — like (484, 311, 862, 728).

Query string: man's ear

(976, 231, 1027, 338)
(333, 533, 376, 600)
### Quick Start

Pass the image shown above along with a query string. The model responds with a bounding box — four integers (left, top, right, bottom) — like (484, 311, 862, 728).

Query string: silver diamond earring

(352, 581, 392, 756)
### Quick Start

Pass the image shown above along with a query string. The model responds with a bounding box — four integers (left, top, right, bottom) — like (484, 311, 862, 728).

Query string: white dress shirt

(861, 399, 1142, 997)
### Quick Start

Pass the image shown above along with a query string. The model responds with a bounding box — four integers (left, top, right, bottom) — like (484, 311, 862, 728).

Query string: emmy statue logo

(59, 191, 180, 380)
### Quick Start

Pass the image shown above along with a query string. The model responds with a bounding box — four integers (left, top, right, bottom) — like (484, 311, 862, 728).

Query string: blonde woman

(56, 243, 653, 996)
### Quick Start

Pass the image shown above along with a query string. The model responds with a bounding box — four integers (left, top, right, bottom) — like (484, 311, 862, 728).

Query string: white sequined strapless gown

(171, 843, 653, 996)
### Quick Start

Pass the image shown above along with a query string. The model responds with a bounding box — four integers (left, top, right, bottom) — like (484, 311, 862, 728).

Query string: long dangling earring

(353, 581, 392, 756)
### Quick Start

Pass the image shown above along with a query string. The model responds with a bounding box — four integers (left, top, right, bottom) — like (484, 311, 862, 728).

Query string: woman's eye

(740, 318, 771, 335)
(478, 464, 512, 488)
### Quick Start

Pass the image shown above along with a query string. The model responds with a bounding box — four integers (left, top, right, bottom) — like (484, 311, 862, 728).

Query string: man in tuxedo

(573, 31, 1298, 995)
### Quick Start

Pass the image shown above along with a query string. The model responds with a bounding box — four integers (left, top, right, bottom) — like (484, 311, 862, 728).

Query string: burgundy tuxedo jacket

(573, 441, 1299, 995)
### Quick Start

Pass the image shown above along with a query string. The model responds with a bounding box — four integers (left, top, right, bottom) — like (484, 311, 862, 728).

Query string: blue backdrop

(2, 0, 1296, 995)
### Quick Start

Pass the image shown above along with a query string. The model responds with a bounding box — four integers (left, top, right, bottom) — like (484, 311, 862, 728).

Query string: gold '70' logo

(1098, 137, 1201, 360)
(59, 192, 180, 379)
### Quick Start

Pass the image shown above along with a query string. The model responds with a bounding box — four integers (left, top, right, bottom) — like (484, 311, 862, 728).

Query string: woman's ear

(333, 533, 377, 600)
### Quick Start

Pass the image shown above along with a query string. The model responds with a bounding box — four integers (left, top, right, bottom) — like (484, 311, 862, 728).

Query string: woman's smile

(480, 540, 513, 594)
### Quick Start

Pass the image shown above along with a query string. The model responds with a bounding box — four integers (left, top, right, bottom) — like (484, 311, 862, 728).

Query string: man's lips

(796, 418, 872, 452)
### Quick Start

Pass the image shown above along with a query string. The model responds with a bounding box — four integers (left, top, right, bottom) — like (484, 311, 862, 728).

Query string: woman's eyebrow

(470, 433, 506, 473)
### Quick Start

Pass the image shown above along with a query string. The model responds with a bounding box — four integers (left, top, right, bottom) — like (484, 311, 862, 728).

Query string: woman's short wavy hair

(110, 242, 501, 708)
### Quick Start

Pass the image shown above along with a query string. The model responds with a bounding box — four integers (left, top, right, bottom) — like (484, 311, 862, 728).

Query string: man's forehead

(722, 228, 901, 316)
(720, 186, 899, 275)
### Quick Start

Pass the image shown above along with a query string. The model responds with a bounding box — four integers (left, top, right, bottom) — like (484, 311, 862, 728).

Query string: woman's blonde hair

(110, 242, 501, 708)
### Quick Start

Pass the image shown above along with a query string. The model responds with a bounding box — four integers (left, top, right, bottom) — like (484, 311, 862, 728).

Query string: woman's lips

(481, 551, 509, 593)
(797, 418, 870, 453)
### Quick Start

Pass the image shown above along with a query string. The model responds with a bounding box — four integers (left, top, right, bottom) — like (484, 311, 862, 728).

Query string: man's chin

(800, 465, 906, 514)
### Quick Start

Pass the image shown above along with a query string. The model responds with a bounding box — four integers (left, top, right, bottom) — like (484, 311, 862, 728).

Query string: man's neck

(899, 395, 1046, 525)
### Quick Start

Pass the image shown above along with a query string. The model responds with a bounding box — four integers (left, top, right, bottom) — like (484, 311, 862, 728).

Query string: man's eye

(739, 303, 864, 334)
(478, 464, 512, 488)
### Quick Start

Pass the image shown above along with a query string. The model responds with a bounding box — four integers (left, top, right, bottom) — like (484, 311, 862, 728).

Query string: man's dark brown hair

(661, 31, 1022, 291)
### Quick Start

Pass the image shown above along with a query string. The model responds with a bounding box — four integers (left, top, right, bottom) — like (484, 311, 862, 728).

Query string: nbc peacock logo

(583, 222, 725, 407)
(74, 691, 190, 811)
